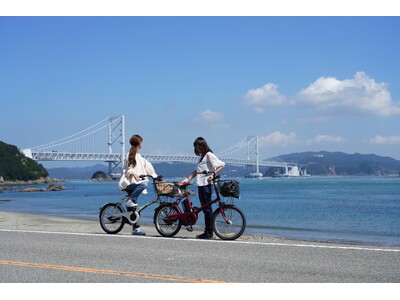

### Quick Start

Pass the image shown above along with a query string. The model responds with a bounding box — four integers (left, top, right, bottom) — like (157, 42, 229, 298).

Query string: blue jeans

(125, 182, 148, 204)
(198, 184, 213, 233)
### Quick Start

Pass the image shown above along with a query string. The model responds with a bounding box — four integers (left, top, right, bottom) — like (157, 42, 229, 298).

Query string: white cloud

(259, 131, 296, 147)
(254, 107, 265, 114)
(296, 72, 400, 116)
(244, 83, 286, 113)
(368, 135, 400, 145)
(195, 109, 223, 122)
(193, 109, 229, 129)
(307, 135, 346, 144)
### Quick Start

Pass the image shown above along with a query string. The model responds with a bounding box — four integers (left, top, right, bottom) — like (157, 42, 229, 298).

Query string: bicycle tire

(154, 204, 182, 237)
(212, 206, 246, 240)
(99, 203, 125, 234)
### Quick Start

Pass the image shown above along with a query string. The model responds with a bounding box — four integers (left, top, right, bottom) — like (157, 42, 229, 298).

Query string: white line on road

(1, 228, 399, 253)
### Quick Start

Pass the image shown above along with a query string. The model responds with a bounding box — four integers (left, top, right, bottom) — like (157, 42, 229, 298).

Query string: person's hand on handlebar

(207, 172, 215, 183)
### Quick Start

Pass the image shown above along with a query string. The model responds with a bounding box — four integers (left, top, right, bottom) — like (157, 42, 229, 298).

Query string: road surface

(1, 229, 399, 283)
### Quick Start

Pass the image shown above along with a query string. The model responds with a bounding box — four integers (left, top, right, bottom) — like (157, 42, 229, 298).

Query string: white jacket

(118, 152, 157, 191)
(196, 152, 225, 186)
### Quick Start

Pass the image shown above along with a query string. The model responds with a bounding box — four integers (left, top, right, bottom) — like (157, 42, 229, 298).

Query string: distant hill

(274, 151, 400, 176)
(47, 162, 257, 180)
(47, 164, 109, 180)
(45, 151, 400, 179)
(0, 141, 49, 181)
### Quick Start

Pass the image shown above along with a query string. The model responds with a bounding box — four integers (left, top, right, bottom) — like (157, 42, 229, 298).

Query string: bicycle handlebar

(139, 174, 164, 181)
(198, 171, 221, 180)
(140, 172, 220, 183)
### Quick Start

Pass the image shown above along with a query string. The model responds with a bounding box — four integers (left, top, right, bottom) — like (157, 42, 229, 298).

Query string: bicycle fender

(99, 202, 118, 211)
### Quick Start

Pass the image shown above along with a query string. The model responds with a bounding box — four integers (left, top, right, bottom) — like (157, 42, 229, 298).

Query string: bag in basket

(219, 180, 240, 198)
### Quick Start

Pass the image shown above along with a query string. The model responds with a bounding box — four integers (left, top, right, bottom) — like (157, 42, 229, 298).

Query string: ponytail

(128, 134, 143, 168)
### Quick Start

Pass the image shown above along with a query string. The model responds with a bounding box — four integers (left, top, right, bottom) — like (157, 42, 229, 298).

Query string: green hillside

(275, 151, 400, 176)
(0, 141, 48, 181)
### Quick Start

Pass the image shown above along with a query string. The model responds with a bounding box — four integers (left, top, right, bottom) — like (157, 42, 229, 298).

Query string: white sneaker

(126, 200, 137, 208)
(132, 229, 146, 236)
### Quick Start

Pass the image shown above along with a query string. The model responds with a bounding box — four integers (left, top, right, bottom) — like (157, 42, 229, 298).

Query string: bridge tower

(107, 115, 125, 178)
(246, 136, 262, 177)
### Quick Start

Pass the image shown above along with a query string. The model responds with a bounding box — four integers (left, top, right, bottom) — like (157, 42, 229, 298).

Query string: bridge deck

(24, 151, 295, 168)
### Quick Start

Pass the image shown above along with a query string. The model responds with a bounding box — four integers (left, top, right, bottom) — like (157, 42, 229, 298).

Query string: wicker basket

(155, 182, 179, 196)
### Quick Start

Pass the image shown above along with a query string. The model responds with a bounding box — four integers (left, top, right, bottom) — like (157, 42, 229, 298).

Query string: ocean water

(1, 176, 399, 246)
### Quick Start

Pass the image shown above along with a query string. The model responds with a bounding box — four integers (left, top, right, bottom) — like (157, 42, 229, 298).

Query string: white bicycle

(99, 175, 163, 234)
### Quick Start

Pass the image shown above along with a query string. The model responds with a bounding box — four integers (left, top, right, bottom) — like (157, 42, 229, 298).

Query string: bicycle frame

(163, 175, 233, 226)
(100, 175, 163, 226)
(100, 196, 158, 226)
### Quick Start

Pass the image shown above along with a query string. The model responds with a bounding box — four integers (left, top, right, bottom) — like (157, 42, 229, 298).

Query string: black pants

(198, 184, 213, 233)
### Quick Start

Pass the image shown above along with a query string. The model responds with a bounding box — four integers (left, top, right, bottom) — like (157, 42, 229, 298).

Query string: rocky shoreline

(0, 183, 65, 192)
(0, 177, 65, 192)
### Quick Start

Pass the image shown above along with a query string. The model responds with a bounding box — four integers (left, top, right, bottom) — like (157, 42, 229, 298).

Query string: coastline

(0, 210, 282, 241)
(1, 210, 399, 250)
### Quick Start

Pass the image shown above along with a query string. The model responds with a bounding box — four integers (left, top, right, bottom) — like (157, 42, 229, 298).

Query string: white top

(118, 152, 157, 191)
(196, 152, 225, 186)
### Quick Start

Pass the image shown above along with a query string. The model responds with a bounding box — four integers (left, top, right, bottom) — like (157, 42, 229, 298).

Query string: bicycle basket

(218, 180, 240, 199)
(155, 181, 181, 197)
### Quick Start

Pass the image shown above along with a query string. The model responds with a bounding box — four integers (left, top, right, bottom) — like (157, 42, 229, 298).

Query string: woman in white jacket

(118, 134, 157, 235)
(181, 137, 225, 239)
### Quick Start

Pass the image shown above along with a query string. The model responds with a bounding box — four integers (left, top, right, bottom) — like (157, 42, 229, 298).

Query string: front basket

(155, 181, 179, 196)
(217, 180, 240, 199)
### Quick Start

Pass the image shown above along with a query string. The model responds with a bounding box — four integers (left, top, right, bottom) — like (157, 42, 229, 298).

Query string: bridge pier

(107, 161, 122, 179)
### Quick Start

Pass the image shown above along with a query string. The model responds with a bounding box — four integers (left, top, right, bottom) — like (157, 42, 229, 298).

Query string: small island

(91, 171, 113, 182)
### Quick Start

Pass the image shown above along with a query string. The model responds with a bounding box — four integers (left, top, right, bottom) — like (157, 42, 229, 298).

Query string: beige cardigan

(118, 152, 157, 191)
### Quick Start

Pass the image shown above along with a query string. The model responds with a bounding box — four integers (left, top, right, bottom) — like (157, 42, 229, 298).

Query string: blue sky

(1, 16, 400, 166)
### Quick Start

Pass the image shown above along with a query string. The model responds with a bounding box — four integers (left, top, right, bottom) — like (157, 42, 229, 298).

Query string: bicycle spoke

(100, 204, 124, 234)
(213, 206, 246, 240)
(155, 205, 181, 237)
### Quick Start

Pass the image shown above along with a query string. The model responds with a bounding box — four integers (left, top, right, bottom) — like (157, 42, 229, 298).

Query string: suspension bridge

(21, 115, 298, 178)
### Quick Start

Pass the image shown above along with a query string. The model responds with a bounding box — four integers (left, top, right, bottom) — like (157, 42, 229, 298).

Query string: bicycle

(153, 172, 246, 240)
(99, 175, 165, 234)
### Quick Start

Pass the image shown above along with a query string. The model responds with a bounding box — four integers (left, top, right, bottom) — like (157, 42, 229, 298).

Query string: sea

(1, 176, 399, 247)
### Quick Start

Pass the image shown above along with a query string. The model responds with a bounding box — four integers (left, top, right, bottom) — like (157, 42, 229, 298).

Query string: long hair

(193, 137, 213, 160)
(128, 134, 143, 168)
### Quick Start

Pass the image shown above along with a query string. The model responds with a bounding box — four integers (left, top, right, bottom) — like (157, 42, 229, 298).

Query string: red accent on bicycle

(153, 173, 246, 240)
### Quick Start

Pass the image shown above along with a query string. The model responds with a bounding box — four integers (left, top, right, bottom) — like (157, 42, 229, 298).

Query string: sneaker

(186, 225, 193, 232)
(196, 232, 213, 239)
(132, 229, 146, 236)
(126, 199, 137, 208)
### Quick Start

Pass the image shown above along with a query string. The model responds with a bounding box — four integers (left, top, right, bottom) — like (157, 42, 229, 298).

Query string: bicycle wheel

(99, 203, 125, 234)
(212, 206, 246, 240)
(154, 204, 182, 237)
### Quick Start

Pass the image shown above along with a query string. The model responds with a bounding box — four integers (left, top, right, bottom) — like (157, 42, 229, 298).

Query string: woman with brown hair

(118, 134, 157, 235)
(181, 137, 225, 239)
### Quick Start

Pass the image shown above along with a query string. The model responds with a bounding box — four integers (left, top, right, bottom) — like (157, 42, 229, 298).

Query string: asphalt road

(1, 229, 399, 283)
